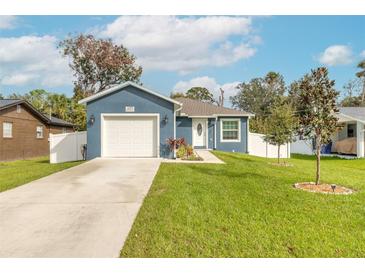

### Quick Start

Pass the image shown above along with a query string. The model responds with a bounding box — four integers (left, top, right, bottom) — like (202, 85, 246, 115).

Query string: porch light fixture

(163, 114, 168, 124)
(89, 114, 95, 126)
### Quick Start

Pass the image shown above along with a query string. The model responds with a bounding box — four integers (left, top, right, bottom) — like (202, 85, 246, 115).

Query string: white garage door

(102, 115, 158, 158)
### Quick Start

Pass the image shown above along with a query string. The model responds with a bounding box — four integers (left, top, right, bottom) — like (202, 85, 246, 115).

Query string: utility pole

(218, 88, 224, 107)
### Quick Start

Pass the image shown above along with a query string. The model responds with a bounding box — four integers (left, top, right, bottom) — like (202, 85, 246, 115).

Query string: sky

(0, 15, 364, 105)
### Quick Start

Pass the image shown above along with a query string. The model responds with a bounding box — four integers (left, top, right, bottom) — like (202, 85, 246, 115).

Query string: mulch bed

(293, 182, 354, 195)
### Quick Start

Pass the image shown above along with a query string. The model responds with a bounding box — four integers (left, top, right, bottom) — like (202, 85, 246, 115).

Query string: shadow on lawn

(291, 153, 359, 162)
(213, 152, 257, 163)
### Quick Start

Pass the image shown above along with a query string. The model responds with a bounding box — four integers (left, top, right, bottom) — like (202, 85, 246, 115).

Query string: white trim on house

(214, 113, 255, 117)
(247, 118, 250, 153)
(188, 115, 214, 118)
(206, 119, 209, 148)
(220, 118, 241, 143)
(182, 114, 254, 118)
(214, 117, 218, 149)
(356, 121, 365, 158)
(336, 112, 365, 124)
(100, 113, 160, 158)
(79, 81, 182, 107)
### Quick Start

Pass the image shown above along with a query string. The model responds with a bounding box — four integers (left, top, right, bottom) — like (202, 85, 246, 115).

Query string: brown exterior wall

(0, 105, 73, 162)
(49, 125, 74, 134)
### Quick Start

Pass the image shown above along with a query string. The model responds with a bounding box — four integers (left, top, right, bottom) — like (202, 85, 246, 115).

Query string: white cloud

(0, 35, 72, 87)
(0, 16, 17, 29)
(361, 50, 365, 58)
(318, 45, 353, 66)
(173, 76, 240, 104)
(98, 16, 258, 74)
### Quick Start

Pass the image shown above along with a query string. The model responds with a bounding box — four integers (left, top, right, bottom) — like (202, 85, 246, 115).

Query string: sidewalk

(162, 150, 224, 164)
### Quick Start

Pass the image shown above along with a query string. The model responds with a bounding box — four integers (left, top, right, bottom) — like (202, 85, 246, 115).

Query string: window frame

(3, 122, 13, 138)
(16, 105, 21, 113)
(36, 125, 44, 139)
(220, 118, 241, 143)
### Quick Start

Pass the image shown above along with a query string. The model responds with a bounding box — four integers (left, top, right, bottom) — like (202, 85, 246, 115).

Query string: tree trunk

(315, 137, 321, 185)
(277, 145, 280, 164)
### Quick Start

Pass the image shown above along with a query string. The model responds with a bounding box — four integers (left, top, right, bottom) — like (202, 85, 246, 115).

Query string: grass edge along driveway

(0, 156, 83, 192)
(121, 151, 365, 258)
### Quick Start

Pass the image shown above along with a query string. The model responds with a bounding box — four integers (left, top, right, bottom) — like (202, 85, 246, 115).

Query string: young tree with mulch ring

(297, 67, 339, 185)
(264, 101, 298, 164)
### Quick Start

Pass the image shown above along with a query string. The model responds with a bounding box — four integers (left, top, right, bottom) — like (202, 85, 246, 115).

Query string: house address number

(125, 106, 135, 112)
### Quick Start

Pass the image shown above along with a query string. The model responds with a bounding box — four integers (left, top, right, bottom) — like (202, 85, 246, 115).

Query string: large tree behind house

(185, 87, 215, 103)
(59, 34, 142, 95)
(231, 72, 285, 133)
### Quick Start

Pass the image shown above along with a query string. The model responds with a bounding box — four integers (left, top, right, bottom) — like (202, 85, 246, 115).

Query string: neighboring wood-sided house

(0, 99, 74, 161)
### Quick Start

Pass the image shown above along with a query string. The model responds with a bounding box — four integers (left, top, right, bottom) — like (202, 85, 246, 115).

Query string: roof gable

(338, 107, 365, 123)
(78, 81, 182, 106)
(175, 97, 253, 117)
(0, 99, 73, 127)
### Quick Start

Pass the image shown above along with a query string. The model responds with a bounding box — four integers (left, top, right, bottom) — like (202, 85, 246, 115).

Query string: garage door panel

(103, 116, 157, 158)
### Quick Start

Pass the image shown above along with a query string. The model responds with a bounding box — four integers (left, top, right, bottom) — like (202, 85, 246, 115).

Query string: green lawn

(0, 156, 83, 192)
(121, 152, 365, 258)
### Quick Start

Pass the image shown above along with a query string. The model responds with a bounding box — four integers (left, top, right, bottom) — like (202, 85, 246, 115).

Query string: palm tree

(356, 60, 365, 103)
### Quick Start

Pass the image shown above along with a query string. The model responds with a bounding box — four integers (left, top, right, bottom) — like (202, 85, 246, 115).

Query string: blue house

(79, 81, 253, 159)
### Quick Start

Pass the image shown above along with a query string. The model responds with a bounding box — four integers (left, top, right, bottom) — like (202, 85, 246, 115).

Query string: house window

(62, 127, 67, 133)
(36, 126, 44, 139)
(221, 119, 240, 142)
(16, 105, 21, 113)
(197, 123, 202, 136)
(3, 122, 13, 138)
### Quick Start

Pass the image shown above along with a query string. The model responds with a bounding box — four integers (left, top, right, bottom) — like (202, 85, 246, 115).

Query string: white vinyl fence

(290, 139, 314, 155)
(50, 131, 87, 164)
(248, 132, 290, 158)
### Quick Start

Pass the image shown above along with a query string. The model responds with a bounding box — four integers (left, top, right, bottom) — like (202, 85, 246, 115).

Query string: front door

(192, 118, 207, 148)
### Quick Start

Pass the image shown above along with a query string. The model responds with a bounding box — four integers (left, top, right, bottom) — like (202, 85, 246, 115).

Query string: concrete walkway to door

(0, 158, 161, 258)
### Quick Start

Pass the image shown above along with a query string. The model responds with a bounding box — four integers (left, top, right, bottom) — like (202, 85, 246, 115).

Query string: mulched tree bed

(293, 182, 354, 195)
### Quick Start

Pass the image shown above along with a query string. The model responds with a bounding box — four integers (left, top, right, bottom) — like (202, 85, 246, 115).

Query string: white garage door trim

(100, 113, 160, 158)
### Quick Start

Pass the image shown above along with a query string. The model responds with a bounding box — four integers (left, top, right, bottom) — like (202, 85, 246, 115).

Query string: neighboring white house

(291, 107, 365, 158)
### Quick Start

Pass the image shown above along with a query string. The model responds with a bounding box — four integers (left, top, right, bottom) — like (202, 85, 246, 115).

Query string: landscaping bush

(176, 145, 187, 158)
(186, 145, 194, 157)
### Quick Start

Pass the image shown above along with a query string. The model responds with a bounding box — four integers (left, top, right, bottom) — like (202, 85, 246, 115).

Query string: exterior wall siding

(215, 116, 248, 153)
(176, 117, 192, 145)
(86, 85, 175, 159)
(176, 116, 247, 152)
(50, 125, 74, 134)
(0, 105, 49, 161)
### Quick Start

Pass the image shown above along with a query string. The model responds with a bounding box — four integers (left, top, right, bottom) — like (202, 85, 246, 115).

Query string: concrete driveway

(0, 158, 161, 258)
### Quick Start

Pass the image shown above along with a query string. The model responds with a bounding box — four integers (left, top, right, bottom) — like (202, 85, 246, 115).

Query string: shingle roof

(0, 99, 73, 127)
(339, 107, 365, 122)
(175, 97, 253, 117)
(48, 116, 74, 127)
(0, 99, 22, 108)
